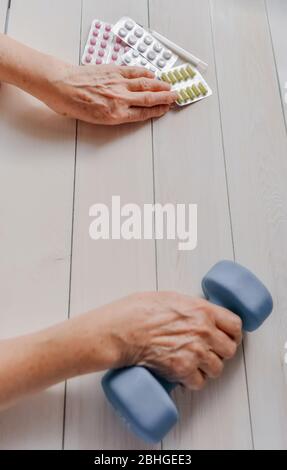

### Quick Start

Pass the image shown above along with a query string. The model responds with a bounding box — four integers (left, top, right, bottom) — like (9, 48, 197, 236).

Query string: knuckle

(197, 324, 212, 340)
(172, 356, 191, 378)
(193, 376, 206, 391)
(142, 94, 153, 106)
(139, 78, 150, 90)
(191, 342, 206, 361)
(232, 316, 243, 334)
(211, 359, 224, 378)
(225, 341, 237, 359)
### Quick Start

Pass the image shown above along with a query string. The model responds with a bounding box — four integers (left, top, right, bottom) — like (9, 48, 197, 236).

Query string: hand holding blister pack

(82, 15, 212, 107)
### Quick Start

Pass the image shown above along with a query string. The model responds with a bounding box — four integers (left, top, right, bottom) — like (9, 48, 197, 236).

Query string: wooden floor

(0, 0, 286, 450)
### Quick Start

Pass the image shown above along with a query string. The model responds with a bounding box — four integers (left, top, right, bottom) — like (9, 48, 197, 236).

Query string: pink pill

(124, 46, 130, 53)
(105, 24, 112, 31)
(98, 49, 105, 57)
(112, 53, 118, 61)
(103, 32, 110, 40)
(101, 40, 107, 48)
(93, 29, 99, 37)
(88, 46, 95, 54)
(96, 58, 102, 64)
(90, 38, 97, 45)
(116, 36, 122, 44)
(114, 44, 120, 52)
(95, 21, 101, 29)
(85, 55, 92, 63)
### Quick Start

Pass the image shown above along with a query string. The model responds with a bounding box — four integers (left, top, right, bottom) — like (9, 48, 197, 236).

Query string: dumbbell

(102, 260, 273, 443)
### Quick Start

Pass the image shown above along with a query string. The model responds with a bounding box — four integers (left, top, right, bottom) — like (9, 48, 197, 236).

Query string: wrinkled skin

(81, 292, 242, 390)
(39, 64, 178, 125)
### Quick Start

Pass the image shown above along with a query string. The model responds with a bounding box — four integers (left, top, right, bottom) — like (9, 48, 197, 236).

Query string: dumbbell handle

(155, 290, 231, 394)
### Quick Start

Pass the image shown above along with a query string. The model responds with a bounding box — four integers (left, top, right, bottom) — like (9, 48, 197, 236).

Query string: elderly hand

(42, 63, 178, 125)
(0, 34, 177, 125)
(77, 292, 242, 390)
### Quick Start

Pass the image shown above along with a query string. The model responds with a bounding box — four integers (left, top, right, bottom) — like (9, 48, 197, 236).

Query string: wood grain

(0, 0, 8, 31)
(0, 0, 81, 449)
(210, 0, 287, 449)
(149, 0, 252, 450)
(63, 0, 158, 450)
(266, 0, 287, 126)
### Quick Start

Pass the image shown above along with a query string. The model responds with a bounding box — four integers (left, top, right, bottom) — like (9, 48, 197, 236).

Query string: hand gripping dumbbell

(102, 260, 273, 443)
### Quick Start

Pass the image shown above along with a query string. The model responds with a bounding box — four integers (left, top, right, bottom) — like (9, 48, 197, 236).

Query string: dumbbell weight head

(102, 366, 178, 443)
(102, 260, 273, 443)
(202, 260, 273, 331)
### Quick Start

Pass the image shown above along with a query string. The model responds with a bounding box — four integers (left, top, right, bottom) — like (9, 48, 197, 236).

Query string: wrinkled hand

(82, 292, 242, 390)
(42, 63, 178, 125)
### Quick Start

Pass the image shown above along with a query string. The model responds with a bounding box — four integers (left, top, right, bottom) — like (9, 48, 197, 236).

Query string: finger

(212, 306, 242, 344)
(127, 77, 171, 92)
(129, 90, 178, 107)
(126, 104, 170, 123)
(209, 328, 238, 359)
(182, 369, 206, 391)
(199, 351, 224, 379)
(119, 66, 155, 79)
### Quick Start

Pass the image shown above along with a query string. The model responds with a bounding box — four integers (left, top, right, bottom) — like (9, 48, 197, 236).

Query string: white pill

(119, 28, 127, 38)
(132, 50, 140, 58)
(147, 50, 156, 61)
(157, 58, 166, 68)
(128, 34, 137, 45)
(149, 66, 156, 72)
(163, 49, 172, 60)
(144, 35, 153, 45)
(125, 20, 134, 30)
(135, 27, 144, 38)
(153, 42, 162, 53)
(138, 42, 147, 53)
(140, 58, 147, 66)
(124, 56, 131, 63)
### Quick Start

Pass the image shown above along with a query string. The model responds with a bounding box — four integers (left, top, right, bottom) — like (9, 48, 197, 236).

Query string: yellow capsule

(176, 95, 184, 105)
(161, 73, 170, 83)
(191, 84, 200, 97)
(185, 87, 195, 100)
(173, 69, 182, 82)
(179, 68, 189, 80)
(180, 89, 189, 101)
(186, 64, 196, 78)
(167, 71, 177, 84)
(198, 82, 208, 95)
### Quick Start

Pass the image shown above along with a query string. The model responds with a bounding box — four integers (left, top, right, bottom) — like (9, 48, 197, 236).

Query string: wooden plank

(64, 0, 158, 450)
(210, 0, 287, 449)
(0, 0, 8, 31)
(0, 0, 81, 449)
(149, 0, 252, 450)
(266, 0, 287, 127)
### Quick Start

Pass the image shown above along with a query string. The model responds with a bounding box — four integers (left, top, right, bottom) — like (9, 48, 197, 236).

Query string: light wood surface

(0, 0, 8, 31)
(266, 0, 287, 126)
(149, 0, 251, 450)
(210, 0, 287, 449)
(0, 0, 286, 449)
(0, 0, 81, 449)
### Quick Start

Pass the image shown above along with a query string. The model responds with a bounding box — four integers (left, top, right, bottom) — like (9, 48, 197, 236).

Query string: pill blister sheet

(122, 49, 158, 73)
(112, 16, 178, 72)
(158, 63, 212, 106)
(82, 19, 129, 66)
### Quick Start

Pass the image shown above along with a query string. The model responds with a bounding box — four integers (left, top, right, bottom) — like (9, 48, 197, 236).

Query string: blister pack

(158, 63, 212, 106)
(112, 17, 178, 72)
(81, 19, 129, 65)
(121, 49, 158, 72)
